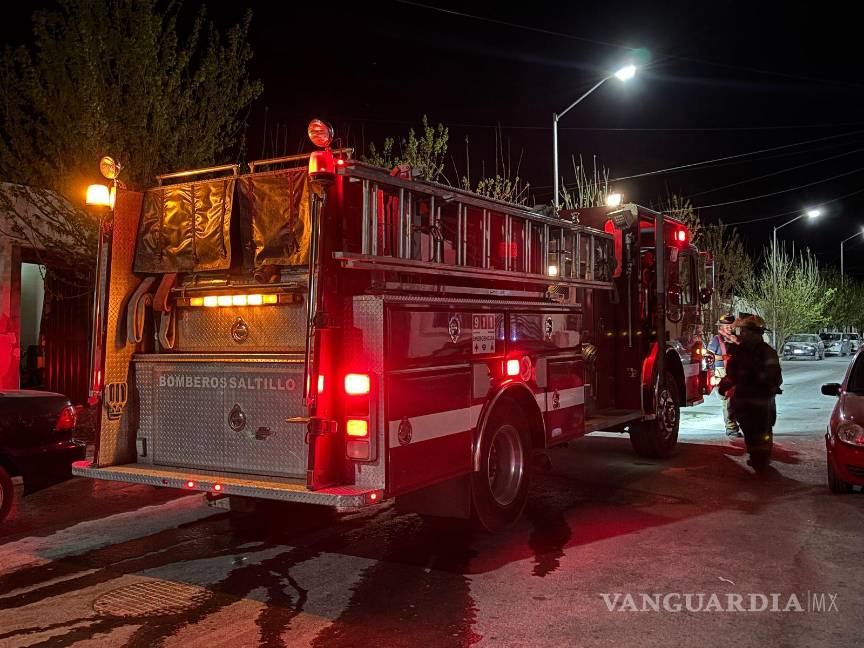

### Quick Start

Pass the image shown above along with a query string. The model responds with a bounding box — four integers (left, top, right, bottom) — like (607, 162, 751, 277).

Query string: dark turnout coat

(718, 336, 783, 448)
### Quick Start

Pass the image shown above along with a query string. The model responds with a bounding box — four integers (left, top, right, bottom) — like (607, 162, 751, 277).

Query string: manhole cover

(94, 581, 211, 618)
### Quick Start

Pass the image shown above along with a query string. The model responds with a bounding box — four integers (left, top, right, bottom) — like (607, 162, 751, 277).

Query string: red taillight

(344, 373, 371, 396)
(505, 359, 520, 377)
(186, 480, 196, 489)
(675, 229, 688, 244)
(308, 149, 335, 178)
(54, 405, 77, 432)
(346, 419, 369, 437)
(213, 483, 223, 492)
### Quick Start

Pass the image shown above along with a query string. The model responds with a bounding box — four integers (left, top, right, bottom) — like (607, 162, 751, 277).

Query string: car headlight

(783, 345, 792, 351)
(837, 421, 864, 446)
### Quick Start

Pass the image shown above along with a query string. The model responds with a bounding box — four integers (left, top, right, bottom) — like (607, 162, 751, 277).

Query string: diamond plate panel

(223, 364, 307, 476)
(351, 296, 386, 489)
(98, 190, 144, 467)
(174, 301, 307, 353)
(135, 364, 153, 465)
(136, 357, 307, 478)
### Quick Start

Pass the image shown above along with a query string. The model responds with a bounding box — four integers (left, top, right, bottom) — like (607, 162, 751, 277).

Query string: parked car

(821, 332, 853, 356)
(0, 390, 85, 521)
(849, 333, 860, 353)
(822, 350, 864, 492)
(782, 333, 825, 360)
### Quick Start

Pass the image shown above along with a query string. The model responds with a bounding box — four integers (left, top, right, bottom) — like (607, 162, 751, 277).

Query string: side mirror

(667, 284, 682, 307)
(666, 284, 683, 323)
(699, 287, 713, 305)
(821, 383, 841, 397)
(700, 252, 715, 291)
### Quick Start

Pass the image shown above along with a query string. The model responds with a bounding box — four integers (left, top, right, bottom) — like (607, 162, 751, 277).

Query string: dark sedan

(0, 390, 86, 521)
(782, 333, 824, 360)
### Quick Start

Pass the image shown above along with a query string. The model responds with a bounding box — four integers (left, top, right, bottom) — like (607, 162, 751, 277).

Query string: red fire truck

(73, 120, 715, 531)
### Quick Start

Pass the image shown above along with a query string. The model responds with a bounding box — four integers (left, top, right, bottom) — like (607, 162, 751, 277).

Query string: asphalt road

(1, 356, 862, 648)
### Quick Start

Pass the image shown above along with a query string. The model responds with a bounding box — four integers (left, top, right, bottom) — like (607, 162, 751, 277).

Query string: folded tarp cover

(133, 177, 235, 273)
(238, 167, 311, 269)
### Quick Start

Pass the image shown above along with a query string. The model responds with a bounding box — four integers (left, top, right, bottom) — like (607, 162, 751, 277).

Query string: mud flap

(305, 417, 343, 490)
(394, 473, 472, 520)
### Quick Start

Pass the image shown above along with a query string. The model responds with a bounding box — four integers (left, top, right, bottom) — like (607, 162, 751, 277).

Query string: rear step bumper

(72, 461, 382, 510)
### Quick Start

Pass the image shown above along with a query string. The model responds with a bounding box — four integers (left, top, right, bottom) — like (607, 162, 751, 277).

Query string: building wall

(1, 183, 85, 395)
(0, 240, 22, 390)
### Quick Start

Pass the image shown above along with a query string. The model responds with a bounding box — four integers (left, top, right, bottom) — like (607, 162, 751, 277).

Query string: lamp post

(84, 156, 122, 408)
(840, 227, 864, 278)
(553, 64, 636, 211)
(771, 208, 821, 348)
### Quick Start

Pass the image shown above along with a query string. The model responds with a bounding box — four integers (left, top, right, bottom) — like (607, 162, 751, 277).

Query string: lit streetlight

(841, 227, 864, 278)
(771, 207, 822, 348)
(85, 157, 122, 407)
(553, 64, 637, 211)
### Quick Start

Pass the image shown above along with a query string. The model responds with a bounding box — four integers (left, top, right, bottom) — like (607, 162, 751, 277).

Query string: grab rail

(156, 164, 239, 185)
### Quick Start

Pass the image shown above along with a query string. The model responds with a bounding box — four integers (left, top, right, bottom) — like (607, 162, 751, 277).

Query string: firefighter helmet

(733, 314, 767, 332)
(716, 314, 735, 326)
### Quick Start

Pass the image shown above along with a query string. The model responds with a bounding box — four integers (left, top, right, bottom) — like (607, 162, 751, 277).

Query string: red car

(822, 351, 864, 493)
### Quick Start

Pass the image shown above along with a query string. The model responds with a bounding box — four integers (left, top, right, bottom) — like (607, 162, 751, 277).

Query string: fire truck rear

(73, 120, 715, 531)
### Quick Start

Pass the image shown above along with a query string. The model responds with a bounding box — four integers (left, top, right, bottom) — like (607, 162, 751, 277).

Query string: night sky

(5, 1, 864, 271)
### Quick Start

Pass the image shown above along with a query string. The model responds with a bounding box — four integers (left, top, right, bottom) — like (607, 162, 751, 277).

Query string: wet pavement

(1, 357, 862, 647)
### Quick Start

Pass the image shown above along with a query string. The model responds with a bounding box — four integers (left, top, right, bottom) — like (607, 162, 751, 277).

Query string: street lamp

(606, 192, 623, 207)
(771, 207, 822, 348)
(85, 156, 122, 407)
(841, 227, 864, 278)
(553, 64, 637, 211)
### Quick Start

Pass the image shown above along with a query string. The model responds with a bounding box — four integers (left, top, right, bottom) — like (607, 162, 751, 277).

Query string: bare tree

(365, 115, 449, 183)
(560, 155, 610, 208)
(741, 241, 832, 347)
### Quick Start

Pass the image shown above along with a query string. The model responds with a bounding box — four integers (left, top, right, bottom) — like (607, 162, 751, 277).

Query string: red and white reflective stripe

(547, 386, 585, 410)
(388, 405, 483, 446)
(387, 386, 585, 446)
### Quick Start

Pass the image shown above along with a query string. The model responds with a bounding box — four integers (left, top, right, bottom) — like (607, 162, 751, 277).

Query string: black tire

(630, 371, 680, 458)
(472, 398, 532, 532)
(0, 466, 14, 523)
(828, 461, 853, 494)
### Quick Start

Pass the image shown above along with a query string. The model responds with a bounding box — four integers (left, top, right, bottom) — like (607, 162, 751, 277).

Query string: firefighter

(718, 314, 783, 470)
(707, 314, 741, 439)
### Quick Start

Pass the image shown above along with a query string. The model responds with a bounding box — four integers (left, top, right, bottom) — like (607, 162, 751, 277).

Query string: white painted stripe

(535, 391, 547, 411)
(389, 386, 586, 447)
(555, 386, 585, 408)
(389, 404, 484, 446)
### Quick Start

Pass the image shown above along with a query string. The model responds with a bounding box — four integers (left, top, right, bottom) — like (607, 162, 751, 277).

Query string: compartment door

(222, 362, 308, 478)
(546, 359, 585, 442)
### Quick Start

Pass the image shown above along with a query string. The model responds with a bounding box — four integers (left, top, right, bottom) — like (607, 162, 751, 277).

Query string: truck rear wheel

(630, 371, 679, 458)
(472, 399, 531, 532)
